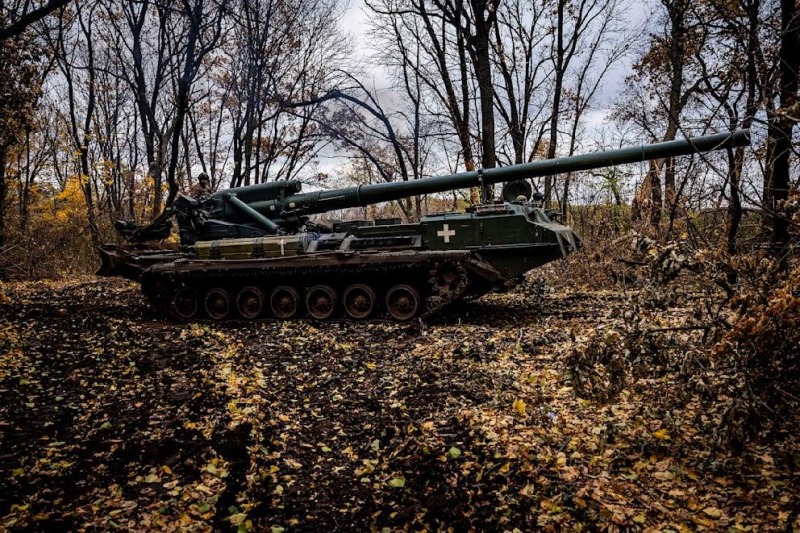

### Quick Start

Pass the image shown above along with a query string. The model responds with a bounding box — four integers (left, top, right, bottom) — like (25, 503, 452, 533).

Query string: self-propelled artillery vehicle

(98, 130, 749, 321)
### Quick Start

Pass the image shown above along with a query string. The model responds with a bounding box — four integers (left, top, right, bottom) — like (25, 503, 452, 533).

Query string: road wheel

(305, 285, 337, 320)
(270, 285, 300, 319)
(236, 286, 264, 319)
(343, 284, 377, 320)
(385, 284, 421, 321)
(172, 287, 199, 319)
(205, 288, 231, 320)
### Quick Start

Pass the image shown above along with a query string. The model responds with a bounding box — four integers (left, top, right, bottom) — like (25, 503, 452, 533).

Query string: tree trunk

(20, 136, 31, 228)
(61, 7, 101, 248)
(726, 0, 761, 257)
(561, 172, 571, 221)
(764, 0, 799, 264)
(472, 0, 497, 200)
(632, 159, 663, 228)
(165, 6, 199, 209)
(630, 0, 689, 231)
(662, 0, 688, 213)
(231, 134, 243, 188)
(492, 19, 524, 165)
(0, 146, 6, 254)
(417, 4, 476, 196)
(545, 0, 565, 207)
(649, 162, 663, 228)
(726, 149, 743, 255)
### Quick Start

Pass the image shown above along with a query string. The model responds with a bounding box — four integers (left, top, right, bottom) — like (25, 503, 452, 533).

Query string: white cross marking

(437, 224, 456, 243)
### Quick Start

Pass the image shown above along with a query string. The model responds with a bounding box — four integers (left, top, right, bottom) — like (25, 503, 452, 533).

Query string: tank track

(140, 251, 480, 322)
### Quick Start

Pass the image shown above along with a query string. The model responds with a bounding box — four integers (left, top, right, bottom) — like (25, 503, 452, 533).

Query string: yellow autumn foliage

(2, 175, 113, 278)
(37, 176, 88, 226)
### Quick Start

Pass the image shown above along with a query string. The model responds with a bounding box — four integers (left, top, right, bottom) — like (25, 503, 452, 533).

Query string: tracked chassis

(141, 250, 499, 321)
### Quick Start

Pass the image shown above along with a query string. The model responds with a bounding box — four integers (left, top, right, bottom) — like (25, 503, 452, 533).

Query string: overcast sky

(337, 0, 653, 129)
(321, 0, 660, 203)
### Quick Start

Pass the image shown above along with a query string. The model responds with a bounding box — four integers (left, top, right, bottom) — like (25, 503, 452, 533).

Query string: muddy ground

(1, 276, 798, 531)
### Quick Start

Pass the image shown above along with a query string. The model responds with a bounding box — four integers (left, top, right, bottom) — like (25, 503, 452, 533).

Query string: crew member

(189, 172, 213, 199)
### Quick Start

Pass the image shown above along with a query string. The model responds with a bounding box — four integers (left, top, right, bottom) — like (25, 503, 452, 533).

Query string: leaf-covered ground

(1, 276, 798, 531)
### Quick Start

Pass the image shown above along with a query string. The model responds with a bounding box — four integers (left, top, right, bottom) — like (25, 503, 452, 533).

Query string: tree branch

(0, 0, 73, 40)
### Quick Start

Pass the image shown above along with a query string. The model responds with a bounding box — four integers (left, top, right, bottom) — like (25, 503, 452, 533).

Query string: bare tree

(543, 0, 614, 205)
(559, 0, 633, 219)
(100, 0, 226, 217)
(491, 0, 551, 167)
(283, 73, 423, 218)
(0, 36, 44, 255)
(622, 0, 705, 228)
(163, 0, 228, 208)
(219, 0, 347, 188)
(47, 0, 101, 246)
(366, 0, 502, 202)
(455, 0, 502, 189)
(763, 0, 799, 262)
(0, 0, 72, 40)
(363, 4, 454, 216)
(692, 0, 769, 254)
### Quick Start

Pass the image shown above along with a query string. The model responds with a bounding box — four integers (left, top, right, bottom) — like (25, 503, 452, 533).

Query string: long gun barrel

(104, 129, 751, 279)
(214, 130, 749, 224)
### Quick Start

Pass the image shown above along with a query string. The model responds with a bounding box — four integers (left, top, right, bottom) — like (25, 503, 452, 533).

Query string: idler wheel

(172, 287, 199, 319)
(236, 286, 264, 319)
(433, 267, 462, 298)
(305, 285, 337, 320)
(270, 285, 300, 319)
(204, 288, 231, 320)
(385, 284, 421, 321)
(343, 284, 377, 320)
